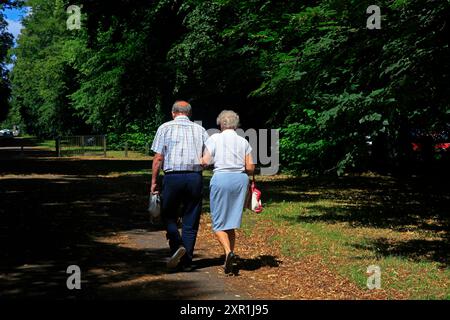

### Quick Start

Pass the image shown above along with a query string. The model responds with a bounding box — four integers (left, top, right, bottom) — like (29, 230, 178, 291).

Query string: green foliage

(247, 0, 450, 174)
(7, 0, 450, 173)
(280, 123, 333, 174)
(107, 117, 162, 152)
(10, 0, 86, 136)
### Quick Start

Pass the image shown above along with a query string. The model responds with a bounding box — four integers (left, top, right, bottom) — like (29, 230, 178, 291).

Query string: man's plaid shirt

(151, 116, 209, 172)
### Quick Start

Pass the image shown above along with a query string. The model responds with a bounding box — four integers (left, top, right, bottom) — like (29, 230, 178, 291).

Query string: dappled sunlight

(236, 173, 449, 298)
(1, 141, 448, 299)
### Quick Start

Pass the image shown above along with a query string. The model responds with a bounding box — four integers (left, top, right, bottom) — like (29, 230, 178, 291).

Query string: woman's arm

(201, 148, 213, 167)
(245, 153, 255, 175)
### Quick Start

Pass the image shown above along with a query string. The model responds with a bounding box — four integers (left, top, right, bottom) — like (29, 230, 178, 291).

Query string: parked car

(411, 129, 449, 149)
(410, 128, 449, 162)
(0, 129, 14, 138)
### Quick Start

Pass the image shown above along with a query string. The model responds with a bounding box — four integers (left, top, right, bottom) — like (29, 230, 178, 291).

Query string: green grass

(240, 175, 450, 299)
(105, 150, 151, 159)
(35, 139, 55, 149)
(32, 138, 152, 159)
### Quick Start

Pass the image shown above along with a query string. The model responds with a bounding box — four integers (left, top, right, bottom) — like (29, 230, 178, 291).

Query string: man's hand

(151, 182, 159, 194)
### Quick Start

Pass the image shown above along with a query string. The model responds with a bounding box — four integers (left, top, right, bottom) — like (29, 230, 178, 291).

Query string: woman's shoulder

(236, 134, 250, 145)
(205, 132, 221, 144)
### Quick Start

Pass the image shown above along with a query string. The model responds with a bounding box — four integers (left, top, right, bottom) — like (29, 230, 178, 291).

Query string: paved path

(94, 229, 246, 300)
(0, 140, 247, 300)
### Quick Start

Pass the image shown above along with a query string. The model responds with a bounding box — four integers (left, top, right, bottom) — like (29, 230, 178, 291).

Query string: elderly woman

(202, 110, 255, 274)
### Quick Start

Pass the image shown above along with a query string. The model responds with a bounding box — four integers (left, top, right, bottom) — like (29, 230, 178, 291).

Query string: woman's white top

(205, 129, 252, 173)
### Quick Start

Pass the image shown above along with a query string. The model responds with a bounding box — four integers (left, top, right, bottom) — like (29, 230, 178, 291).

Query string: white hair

(172, 101, 192, 115)
(216, 110, 240, 129)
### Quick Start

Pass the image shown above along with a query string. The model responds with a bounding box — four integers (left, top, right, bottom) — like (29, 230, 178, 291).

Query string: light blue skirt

(210, 172, 249, 232)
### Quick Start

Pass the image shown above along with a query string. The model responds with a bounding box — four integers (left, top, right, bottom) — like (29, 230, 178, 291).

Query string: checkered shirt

(151, 116, 209, 172)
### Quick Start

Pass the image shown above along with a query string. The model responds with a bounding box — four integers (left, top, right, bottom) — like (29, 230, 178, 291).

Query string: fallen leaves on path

(197, 214, 405, 300)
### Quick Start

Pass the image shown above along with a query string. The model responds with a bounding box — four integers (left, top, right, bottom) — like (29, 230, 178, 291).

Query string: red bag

(245, 174, 263, 213)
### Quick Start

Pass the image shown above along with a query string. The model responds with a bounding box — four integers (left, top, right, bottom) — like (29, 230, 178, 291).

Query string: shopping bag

(250, 181, 263, 213)
(245, 175, 263, 213)
(148, 192, 161, 224)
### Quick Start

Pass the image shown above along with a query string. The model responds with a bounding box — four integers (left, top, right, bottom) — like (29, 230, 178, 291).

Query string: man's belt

(164, 170, 200, 175)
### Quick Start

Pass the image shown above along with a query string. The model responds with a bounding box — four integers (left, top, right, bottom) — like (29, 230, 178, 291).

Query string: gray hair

(216, 110, 240, 129)
(172, 101, 192, 115)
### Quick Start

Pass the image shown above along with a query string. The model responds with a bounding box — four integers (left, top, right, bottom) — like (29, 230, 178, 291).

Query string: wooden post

(81, 136, 85, 156)
(125, 141, 128, 158)
(103, 135, 107, 158)
(56, 137, 61, 157)
(145, 143, 149, 156)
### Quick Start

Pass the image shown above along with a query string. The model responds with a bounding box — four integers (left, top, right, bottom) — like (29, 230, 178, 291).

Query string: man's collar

(174, 115, 190, 121)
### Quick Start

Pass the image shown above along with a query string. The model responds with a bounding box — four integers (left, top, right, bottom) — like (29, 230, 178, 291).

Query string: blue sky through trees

(3, 7, 28, 44)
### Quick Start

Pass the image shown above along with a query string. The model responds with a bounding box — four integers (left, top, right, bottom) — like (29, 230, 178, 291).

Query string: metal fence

(56, 135, 106, 157)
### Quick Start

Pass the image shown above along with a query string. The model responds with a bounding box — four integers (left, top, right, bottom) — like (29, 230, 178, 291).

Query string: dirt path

(0, 142, 246, 299)
(0, 141, 389, 300)
(0, 171, 246, 300)
(93, 228, 247, 300)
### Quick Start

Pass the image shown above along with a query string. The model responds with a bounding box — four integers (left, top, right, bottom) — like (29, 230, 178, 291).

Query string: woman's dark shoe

(224, 252, 236, 274)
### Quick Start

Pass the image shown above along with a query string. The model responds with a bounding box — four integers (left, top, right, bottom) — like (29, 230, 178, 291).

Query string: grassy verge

(240, 174, 449, 299)
(35, 138, 55, 149)
(33, 138, 152, 159)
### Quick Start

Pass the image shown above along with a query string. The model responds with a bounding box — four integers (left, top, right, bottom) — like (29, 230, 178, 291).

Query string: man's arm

(150, 125, 165, 193)
(151, 153, 164, 194)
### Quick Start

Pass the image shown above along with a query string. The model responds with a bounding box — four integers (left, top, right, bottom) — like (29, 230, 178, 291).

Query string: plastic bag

(148, 193, 161, 224)
(250, 181, 263, 213)
(245, 181, 263, 213)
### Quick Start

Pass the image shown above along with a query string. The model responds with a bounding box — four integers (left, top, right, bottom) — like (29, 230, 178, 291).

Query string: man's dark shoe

(167, 246, 186, 269)
(224, 252, 236, 274)
(167, 262, 195, 273)
(181, 263, 196, 272)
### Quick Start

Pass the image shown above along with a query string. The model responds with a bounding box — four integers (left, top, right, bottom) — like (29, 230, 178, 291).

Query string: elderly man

(151, 101, 209, 271)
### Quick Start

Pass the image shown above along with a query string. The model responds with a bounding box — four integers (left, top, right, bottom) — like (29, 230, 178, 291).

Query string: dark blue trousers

(162, 172, 203, 264)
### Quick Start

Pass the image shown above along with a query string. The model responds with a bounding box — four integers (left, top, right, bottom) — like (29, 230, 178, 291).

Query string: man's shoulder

(157, 120, 177, 131)
(192, 122, 207, 132)
(157, 119, 207, 135)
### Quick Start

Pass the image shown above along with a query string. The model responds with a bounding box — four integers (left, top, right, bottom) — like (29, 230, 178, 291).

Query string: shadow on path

(0, 145, 249, 299)
(256, 174, 449, 267)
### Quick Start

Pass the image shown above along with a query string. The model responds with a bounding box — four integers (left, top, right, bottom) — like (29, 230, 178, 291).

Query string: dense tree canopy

(4, 0, 450, 174)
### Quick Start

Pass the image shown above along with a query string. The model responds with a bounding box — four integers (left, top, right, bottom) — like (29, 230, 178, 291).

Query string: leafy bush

(107, 119, 159, 153)
(280, 122, 335, 175)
